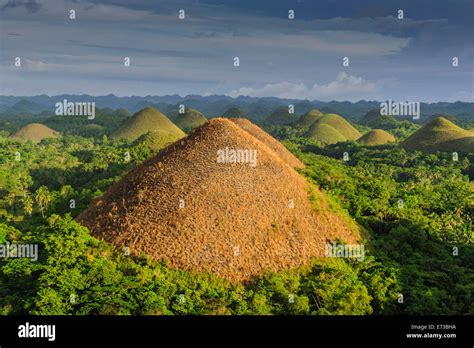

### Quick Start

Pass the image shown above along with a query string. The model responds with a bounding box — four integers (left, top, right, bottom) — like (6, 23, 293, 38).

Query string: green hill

(357, 129, 396, 146)
(305, 113, 361, 145)
(401, 116, 474, 153)
(222, 107, 245, 118)
(174, 108, 207, 133)
(111, 107, 185, 141)
(265, 106, 296, 125)
(299, 109, 324, 126)
(10, 123, 59, 143)
(359, 109, 399, 128)
(133, 130, 183, 152)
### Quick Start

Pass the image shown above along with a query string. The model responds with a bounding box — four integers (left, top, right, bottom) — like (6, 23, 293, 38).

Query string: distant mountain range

(1, 95, 473, 124)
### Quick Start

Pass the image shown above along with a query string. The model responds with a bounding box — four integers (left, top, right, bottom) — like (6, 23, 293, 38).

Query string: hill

(305, 114, 362, 145)
(357, 129, 396, 146)
(9, 123, 59, 143)
(359, 109, 399, 128)
(222, 107, 245, 118)
(299, 109, 324, 126)
(174, 108, 207, 133)
(111, 107, 185, 141)
(265, 106, 297, 125)
(401, 116, 474, 153)
(133, 130, 184, 152)
(229, 118, 304, 168)
(78, 118, 359, 282)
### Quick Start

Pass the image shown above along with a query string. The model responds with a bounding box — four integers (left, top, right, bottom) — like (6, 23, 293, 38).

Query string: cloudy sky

(0, 0, 472, 101)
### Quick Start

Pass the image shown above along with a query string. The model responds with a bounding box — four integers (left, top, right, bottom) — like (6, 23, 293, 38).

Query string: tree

(34, 186, 51, 218)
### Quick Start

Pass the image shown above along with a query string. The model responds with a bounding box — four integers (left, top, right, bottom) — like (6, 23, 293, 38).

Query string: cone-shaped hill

(111, 107, 185, 141)
(78, 118, 359, 282)
(229, 118, 304, 169)
(133, 130, 184, 153)
(359, 109, 399, 128)
(10, 123, 59, 143)
(174, 108, 208, 133)
(299, 109, 324, 126)
(222, 107, 245, 118)
(401, 116, 474, 153)
(265, 106, 296, 125)
(357, 129, 396, 146)
(305, 114, 361, 145)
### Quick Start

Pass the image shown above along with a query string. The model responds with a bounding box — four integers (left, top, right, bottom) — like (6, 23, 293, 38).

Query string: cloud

(447, 90, 474, 102)
(227, 72, 380, 101)
(1, 0, 41, 13)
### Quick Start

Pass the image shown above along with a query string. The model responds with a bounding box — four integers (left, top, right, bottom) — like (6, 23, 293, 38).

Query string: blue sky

(0, 0, 472, 101)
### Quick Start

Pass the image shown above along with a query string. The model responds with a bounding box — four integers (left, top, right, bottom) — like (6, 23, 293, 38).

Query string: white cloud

(227, 72, 380, 101)
(446, 90, 474, 102)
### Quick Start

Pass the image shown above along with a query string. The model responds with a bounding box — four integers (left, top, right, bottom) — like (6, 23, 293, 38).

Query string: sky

(0, 0, 473, 102)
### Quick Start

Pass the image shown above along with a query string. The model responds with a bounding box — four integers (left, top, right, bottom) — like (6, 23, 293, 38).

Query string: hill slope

(357, 129, 396, 146)
(299, 109, 324, 126)
(111, 107, 185, 141)
(174, 108, 207, 133)
(306, 114, 361, 145)
(78, 118, 359, 281)
(10, 123, 59, 143)
(401, 116, 474, 153)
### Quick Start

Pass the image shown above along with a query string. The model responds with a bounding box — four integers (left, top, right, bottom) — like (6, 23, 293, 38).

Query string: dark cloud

(1, 0, 41, 13)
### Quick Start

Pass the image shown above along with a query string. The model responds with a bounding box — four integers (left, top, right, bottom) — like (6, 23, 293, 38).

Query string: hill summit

(111, 107, 185, 141)
(305, 113, 361, 145)
(174, 108, 207, 133)
(401, 116, 474, 153)
(78, 118, 359, 281)
(357, 129, 396, 146)
(299, 109, 324, 126)
(10, 123, 59, 143)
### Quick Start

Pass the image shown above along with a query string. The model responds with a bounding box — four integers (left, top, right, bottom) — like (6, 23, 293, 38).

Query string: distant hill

(357, 129, 396, 146)
(299, 109, 324, 126)
(401, 116, 474, 153)
(306, 113, 361, 145)
(111, 107, 185, 141)
(359, 109, 400, 128)
(174, 108, 207, 133)
(265, 106, 297, 125)
(10, 123, 59, 143)
(133, 130, 184, 152)
(222, 107, 245, 118)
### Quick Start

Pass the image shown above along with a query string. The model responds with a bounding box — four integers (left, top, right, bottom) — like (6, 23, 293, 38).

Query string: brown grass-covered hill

(229, 118, 304, 169)
(174, 108, 208, 133)
(401, 116, 474, 153)
(10, 123, 59, 143)
(357, 129, 396, 146)
(299, 109, 324, 126)
(111, 107, 185, 141)
(305, 113, 361, 145)
(78, 118, 359, 282)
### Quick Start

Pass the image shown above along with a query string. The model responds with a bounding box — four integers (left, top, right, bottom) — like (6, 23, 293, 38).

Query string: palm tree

(34, 186, 51, 218)
(23, 194, 33, 216)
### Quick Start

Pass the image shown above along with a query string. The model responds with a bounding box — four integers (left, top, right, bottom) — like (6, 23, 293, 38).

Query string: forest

(0, 111, 472, 315)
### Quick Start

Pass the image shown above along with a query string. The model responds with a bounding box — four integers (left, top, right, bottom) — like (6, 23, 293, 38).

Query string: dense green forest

(0, 117, 472, 315)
